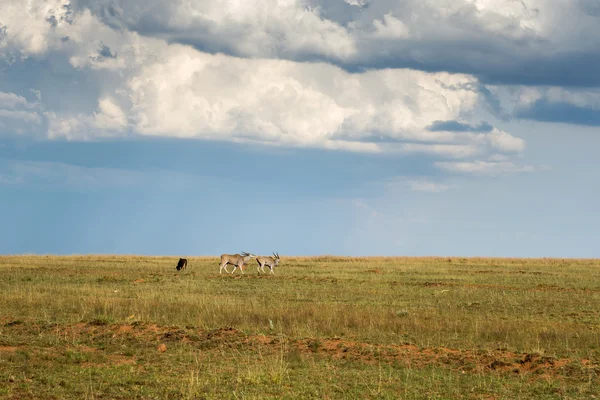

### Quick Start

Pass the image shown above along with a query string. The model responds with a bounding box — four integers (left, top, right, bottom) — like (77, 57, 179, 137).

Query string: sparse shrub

(89, 316, 113, 326)
(308, 339, 321, 352)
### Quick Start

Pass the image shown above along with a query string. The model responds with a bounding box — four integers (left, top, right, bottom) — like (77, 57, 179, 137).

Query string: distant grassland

(0, 255, 599, 399)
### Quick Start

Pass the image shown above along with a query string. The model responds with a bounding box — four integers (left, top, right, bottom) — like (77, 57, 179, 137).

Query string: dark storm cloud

(68, 0, 600, 88)
(396, 47, 600, 89)
(427, 121, 493, 133)
(45, 3, 74, 27)
(89, 42, 117, 63)
(479, 52, 600, 88)
(515, 99, 600, 126)
(579, 0, 600, 17)
(476, 84, 510, 121)
(97, 43, 116, 59)
(61, 3, 75, 25)
(46, 15, 58, 28)
(304, 0, 367, 27)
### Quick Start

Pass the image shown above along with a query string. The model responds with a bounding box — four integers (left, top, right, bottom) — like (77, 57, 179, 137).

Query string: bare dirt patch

(288, 338, 598, 379)
(115, 324, 134, 334)
(3, 321, 599, 382)
(85, 324, 600, 378)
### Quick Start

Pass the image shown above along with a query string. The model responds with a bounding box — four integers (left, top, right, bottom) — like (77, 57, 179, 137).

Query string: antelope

(256, 252, 280, 275)
(176, 258, 188, 271)
(219, 252, 256, 274)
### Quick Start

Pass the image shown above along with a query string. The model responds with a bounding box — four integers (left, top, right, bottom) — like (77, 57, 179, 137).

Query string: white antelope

(219, 252, 256, 274)
(256, 252, 281, 275)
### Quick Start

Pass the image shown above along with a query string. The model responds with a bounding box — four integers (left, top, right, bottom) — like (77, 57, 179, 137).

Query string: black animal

(176, 258, 188, 271)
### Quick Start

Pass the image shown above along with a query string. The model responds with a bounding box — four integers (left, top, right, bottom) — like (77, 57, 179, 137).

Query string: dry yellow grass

(0, 255, 599, 399)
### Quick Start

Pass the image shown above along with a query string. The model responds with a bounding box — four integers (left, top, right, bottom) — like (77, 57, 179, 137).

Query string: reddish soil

(3, 321, 598, 380)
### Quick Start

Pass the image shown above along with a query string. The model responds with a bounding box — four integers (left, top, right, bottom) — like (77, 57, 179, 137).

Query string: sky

(0, 0, 599, 257)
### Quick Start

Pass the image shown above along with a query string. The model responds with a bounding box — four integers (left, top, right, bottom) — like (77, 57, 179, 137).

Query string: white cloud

(516, 86, 600, 110)
(0, 0, 578, 103)
(93, 97, 128, 130)
(0, 0, 530, 167)
(77, 0, 356, 62)
(45, 112, 82, 139)
(344, 0, 370, 7)
(512, 86, 600, 125)
(515, 87, 543, 108)
(397, 143, 480, 158)
(42, 42, 498, 154)
(0, 0, 71, 57)
(484, 129, 525, 152)
(0, 109, 42, 124)
(0, 92, 33, 109)
(466, 0, 543, 33)
(45, 96, 128, 140)
(372, 13, 410, 38)
(120, 49, 524, 155)
(0, 1, 132, 73)
(435, 160, 536, 175)
(0, 91, 44, 134)
(65, 11, 140, 71)
(68, 0, 600, 71)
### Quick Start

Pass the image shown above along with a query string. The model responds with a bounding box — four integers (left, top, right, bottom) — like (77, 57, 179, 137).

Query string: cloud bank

(3, 0, 595, 175)
(69, 0, 600, 86)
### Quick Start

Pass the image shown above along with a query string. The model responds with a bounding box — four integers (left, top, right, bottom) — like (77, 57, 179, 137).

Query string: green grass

(0, 255, 599, 399)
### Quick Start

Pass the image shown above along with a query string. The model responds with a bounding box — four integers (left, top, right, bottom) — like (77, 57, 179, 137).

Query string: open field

(0, 255, 599, 399)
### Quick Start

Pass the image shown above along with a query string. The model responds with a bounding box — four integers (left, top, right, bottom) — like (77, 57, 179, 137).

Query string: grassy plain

(0, 255, 599, 399)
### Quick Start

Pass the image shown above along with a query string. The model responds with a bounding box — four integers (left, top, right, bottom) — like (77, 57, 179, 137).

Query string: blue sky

(0, 0, 599, 257)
